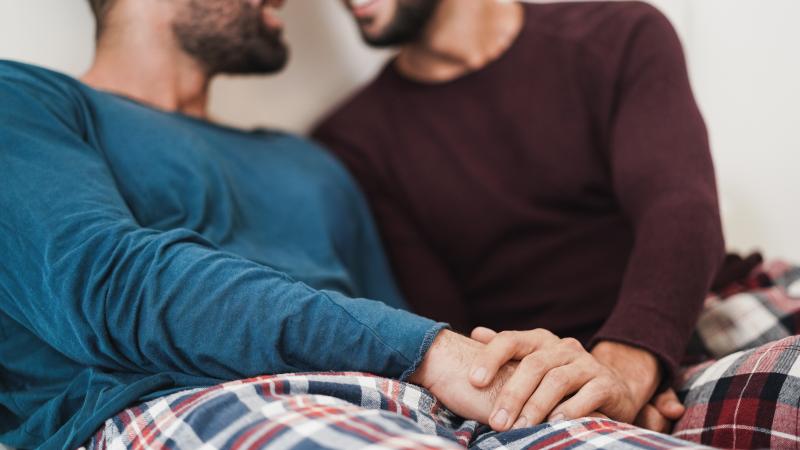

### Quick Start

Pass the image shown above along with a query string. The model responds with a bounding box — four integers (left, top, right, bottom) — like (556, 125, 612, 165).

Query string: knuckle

(521, 353, 540, 365)
(560, 337, 583, 351)
(533, 328, 556, 339)
(554, 348, 580, 363)
(498, 330, 518, 343)
(520, 355, 546, 376)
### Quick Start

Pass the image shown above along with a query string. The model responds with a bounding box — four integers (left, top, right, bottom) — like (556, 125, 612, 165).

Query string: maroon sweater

(314, 1, 725, 375)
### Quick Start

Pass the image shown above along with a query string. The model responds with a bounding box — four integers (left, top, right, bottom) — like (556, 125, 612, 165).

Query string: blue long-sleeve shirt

(0, 60, 444, 450)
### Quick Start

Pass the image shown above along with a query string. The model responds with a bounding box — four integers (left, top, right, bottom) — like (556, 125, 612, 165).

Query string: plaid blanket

(83, 262, 800, 450)
(675, 336, 800, 449)
(83, 372, 704, 450)
(691, 261, 800, 359)
(673, 261, 800, 449)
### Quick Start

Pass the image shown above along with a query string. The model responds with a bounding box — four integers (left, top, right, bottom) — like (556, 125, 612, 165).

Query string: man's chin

(211, 54, 287, 77)
(358, 27, 400, 48)
(264, 50, 290, 74)
(357, 19, 421, 48)
(236, 52, 289, 76)
(218, 38, 290, 76)
(361, 32, 408, 48)
(260, 43, 290, 74)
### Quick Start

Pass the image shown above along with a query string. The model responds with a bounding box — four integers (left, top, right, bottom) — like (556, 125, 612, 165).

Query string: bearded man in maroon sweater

(314, 0, 726, 433)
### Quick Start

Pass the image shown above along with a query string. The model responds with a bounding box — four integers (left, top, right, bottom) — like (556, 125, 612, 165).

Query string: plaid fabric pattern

(692, 261, 800, 360)
(82, 261, 800, 450)
(674, 335, 800, 449)
(83, 372, 704, 450)
(672, 261, 800, 449)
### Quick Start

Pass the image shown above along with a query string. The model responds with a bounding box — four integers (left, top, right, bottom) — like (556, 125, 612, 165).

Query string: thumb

(653, 389, 685, 420)
(470, 326, 498, 344)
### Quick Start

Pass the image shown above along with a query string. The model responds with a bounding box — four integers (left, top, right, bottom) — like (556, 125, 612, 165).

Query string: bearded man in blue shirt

(0, 1, 691, 449)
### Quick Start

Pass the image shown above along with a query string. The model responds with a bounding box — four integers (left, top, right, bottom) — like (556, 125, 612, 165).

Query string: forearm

(593, 196, 724, 377)
(12, 220, 443, 381)
(603, 0, 725, 376)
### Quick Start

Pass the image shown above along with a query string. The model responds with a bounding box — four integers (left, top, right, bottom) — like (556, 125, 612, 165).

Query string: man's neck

(80, 4, 211, 118)
(396, 0, 525, 83)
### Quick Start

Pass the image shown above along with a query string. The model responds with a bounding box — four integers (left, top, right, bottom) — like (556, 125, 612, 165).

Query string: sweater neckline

(384, 2, 531, 90)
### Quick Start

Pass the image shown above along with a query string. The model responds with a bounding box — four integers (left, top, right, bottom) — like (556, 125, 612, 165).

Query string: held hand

(584, 340, 672, 431)
(590, 341, 662, 415)
(634, 388, 685, 433)
(469, 327, 639, 431)
(409, 330, 517, 424)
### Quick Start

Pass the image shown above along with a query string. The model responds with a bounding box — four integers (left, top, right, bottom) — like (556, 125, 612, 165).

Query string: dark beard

(172, 0, 289, 75)
(360, 0, 441, 47)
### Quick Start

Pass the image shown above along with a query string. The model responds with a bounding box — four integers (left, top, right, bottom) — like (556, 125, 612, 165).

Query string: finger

(653, 388, 685, 420)
(532, 373, 603, 426)
(586, 412, 609, 419)
(470, 327, 498, 344)
(470, 329, 559, 387)
(517, 339, 592, 425)
(489, 345, 578, 431)
(634, 404, 671, 433)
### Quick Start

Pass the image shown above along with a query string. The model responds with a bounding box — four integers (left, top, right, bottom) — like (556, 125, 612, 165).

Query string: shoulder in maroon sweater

(314, 1, 724, 377)
(319, 1, 675, 128)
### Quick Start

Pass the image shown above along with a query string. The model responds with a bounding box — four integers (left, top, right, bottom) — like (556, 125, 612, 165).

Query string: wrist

(408, 329, 455, 389)
(409, 330, 483, 391)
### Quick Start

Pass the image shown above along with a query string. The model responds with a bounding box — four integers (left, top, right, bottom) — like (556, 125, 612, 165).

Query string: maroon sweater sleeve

(313, 123, 472, 331)
(590, 9, 725, 377)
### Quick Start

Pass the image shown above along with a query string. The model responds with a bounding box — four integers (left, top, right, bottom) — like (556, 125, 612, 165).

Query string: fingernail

(549, 413, 565, 423)
(492, 409, 509, 428)
(471, 367, 487, 384)
(513, 416, 528, 429)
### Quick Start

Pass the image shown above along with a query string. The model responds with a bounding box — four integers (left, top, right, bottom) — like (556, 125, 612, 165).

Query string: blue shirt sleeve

(0, 75, 444, 382)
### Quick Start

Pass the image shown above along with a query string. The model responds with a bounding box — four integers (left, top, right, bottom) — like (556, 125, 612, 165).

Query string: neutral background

(0, 0, 798, 265)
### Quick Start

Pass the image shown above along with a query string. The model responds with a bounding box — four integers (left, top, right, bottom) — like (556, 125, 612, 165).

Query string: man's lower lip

(351, 0, 382, 18)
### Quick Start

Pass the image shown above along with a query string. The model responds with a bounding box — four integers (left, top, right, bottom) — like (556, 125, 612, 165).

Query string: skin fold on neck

(80, 0, 211, 118)
(396, 0, 525, 83)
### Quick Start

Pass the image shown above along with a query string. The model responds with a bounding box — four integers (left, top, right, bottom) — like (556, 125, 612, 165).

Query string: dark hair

(87, 0, 115, 37)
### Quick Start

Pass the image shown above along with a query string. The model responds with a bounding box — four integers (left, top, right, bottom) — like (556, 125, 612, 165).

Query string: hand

(469, 327, 639, 431)
(634, 388, 685, 433)
(591, 341, 662, 415)
(409, 329, 517, 424)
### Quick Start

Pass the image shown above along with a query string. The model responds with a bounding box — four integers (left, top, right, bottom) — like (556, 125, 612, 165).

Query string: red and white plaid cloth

(692, 261, 800, 359)
(83, 372, 705, 450)
(83, 261, 800, 450)
(675, 335, 800, 449)
(673, 261, 800, 449)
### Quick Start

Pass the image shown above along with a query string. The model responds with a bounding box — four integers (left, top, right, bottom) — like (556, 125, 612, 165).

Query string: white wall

(0, 0, 798, 262)
(685, 0, 800, 266)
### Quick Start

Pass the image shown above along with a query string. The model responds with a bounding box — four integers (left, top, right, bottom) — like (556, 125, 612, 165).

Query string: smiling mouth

(261, 0, 286, 30)
(349, 0, 383, 18)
